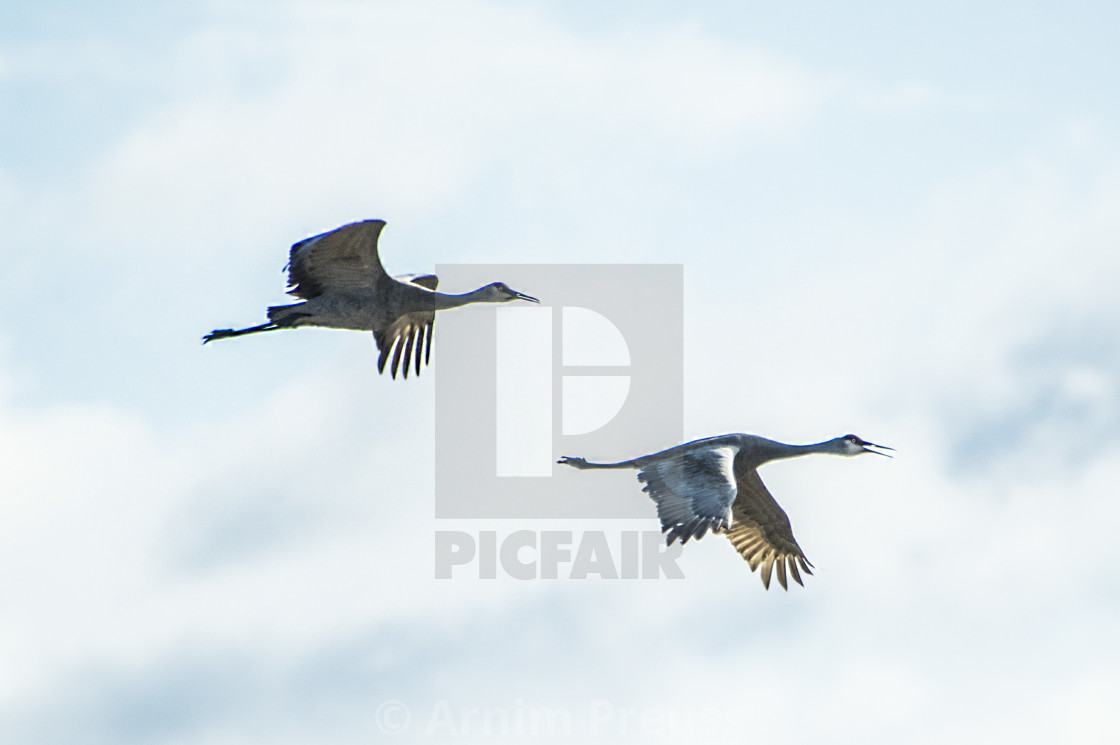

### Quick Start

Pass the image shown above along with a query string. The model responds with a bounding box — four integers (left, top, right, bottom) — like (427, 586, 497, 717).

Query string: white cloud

(4, 352, 1119, 744)
(76, 2, 824, 255)
(1058, 673, 1120, 744)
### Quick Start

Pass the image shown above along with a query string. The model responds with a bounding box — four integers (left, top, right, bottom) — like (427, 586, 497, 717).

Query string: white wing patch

(712, 446, 737, 507)
(637, 444, 740, 546)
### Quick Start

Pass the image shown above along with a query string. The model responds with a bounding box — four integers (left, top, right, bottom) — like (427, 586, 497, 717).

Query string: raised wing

(724, 465, 813, 590)
(371, 274, 439, 379)
(286, 220, 390, 299)
(393, 273, 439, 291)
(637, 446, 738, 546)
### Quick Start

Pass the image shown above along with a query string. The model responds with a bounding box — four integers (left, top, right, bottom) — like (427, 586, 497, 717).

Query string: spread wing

(286, 220, 390, 299)
(724, 464, 813, 590)
(637, 446, 738, 546)
(372, 274, 439, 379)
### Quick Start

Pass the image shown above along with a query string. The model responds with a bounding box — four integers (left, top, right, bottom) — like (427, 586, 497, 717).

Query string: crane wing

(371, 274, 439, 379)
(637, 446, 738, 546)
(724, 465, 813, 590)
(393, 273, 439, 291)
(286, 220, 390, 299)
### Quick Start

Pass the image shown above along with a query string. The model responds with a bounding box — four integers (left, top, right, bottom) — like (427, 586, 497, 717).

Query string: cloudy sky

(2, 1, 1119, 742)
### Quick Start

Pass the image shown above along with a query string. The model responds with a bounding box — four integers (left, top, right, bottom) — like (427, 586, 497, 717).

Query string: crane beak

(511, 289, 540, 303)
(862, 441, 895, 458)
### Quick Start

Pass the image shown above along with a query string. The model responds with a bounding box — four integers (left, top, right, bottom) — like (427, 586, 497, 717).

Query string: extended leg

(203, 304, 314, 344)
(557, 456, 643, 470)
(202, 323, 281, 344)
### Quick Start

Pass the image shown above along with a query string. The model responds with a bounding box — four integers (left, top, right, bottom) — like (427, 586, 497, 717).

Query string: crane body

(203, 219, 538, 378)
(559, 433, 892, 590)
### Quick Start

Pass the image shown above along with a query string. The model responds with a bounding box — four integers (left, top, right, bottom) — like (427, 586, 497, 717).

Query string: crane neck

(750, 438, 840, 465)
(430, 286, 491, 310)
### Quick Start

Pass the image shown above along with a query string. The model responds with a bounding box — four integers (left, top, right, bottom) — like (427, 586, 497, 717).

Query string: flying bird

(558, 433, 892, 589)
(202, 219, 539, 378)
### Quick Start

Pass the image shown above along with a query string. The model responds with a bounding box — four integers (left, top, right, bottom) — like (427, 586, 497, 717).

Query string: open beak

(512, 289, 540, 303)
(862, 441, 895, 458)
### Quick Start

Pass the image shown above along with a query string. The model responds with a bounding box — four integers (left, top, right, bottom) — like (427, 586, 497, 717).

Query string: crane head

(839, 434, 894, 457)
(485, 282, 540, 303)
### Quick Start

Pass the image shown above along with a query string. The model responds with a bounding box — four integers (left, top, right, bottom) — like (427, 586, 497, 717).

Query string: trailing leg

(557, 455, 645, 470)
(202, 323, 281, 344)
(202, 302, 312, 344)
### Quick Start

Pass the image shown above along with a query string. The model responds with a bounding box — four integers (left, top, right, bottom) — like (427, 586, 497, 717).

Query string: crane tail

(265, 303, 312, 325)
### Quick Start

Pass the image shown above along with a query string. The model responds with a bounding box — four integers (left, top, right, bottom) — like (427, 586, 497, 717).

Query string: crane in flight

(559, 433, 892, 590)
(203, 219, 539, 378)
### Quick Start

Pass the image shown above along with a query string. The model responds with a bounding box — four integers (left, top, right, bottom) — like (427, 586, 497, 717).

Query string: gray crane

(558, 433, 892, 589)
(203, 219, 539, 378)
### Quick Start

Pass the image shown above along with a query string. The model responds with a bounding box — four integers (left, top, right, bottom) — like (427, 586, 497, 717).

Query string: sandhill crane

(558, 433, 892, 590)
(203, 219, 539, 378)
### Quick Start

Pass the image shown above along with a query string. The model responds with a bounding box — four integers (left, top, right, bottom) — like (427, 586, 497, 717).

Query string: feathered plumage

(203, 220, 539, 377)
(559, 432, 892, 589)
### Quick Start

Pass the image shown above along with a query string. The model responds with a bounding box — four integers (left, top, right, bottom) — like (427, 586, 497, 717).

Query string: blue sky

(2, 1, 1119, 743)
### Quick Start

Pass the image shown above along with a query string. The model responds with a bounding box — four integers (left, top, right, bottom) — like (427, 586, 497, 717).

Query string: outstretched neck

(431, 286, 490, 310)
(750, 438, 839, 465)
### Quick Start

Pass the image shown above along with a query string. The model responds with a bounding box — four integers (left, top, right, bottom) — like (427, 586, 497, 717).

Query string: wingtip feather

(789, 558, 804, 587)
